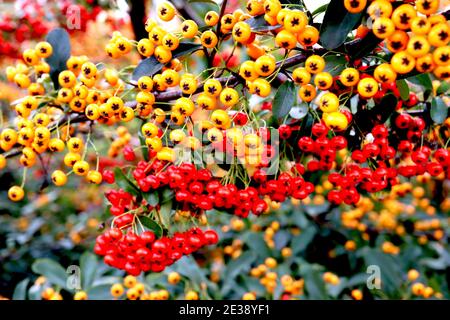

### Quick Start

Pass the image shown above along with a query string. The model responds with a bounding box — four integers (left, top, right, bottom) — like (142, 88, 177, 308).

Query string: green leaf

(161, 188, 175, 203)
(159, 199, 173, 229)
(145, 192, 159, 206)
(113, 167, 140, 195)
(32, 259, 68, 289)
(289, 103, 308, 119)
(320, 0, 363, 50)
(272, 81, 296, 118)
(431, 97, 448, 124)
(244, 232, 272, 257)
(45, 28, 71, 89)
(437, 81, 450, 95)
(87, 284, 115, 300)
(80, 252, 98, 291)
(132, 42, 202, 80)
(360, 248, 402, 296)
(139, 216, 163, 238)
(291, 226, 316, 255)
(396, 80, 410, 101)
(312, 4, 328, 17)
(407, 73, 432, 91)
(301, 264, 327, 299)
(28, 284, 42, 300)
(247, 15, 281, 32)
(324, 54, 347, 76)
(13, 279, 30, 300)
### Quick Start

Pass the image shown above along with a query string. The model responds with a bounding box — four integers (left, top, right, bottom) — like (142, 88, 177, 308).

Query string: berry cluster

(94, 228, 218, 275)
(298, 122, 349, 172)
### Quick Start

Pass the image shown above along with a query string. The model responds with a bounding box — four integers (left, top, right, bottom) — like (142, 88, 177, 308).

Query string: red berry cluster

(298, 122, 348, 172)
(395, 113, 426, 141)
(94, 228, 218, 275)
(327, 124, 406, 205)
(105, 189, 135, 228)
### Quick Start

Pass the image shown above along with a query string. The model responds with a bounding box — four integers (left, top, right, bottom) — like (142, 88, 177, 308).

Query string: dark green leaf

(396, 80, 410, 101)
(301, 264, 327, 299)
(407, 73, 432, 91)
(139, 216, 163, 238)
(80, 252, 98, 291)
(272, 81, 296, 118)
(32, 259, 68, 289)
(289, 103, 308, 119)
(320, 0, 363, 50)
(247, 15, 281, 32)
(159, 199, 173, 229)
(161, 188, 175, 203)
(145, 192, 159, 206)
(132, 42, 202, 80)
(244, 233, 272, 257)
(45, 28, 71, 89)
(431, 97, 448, 124)
(113, 167, 140, 195)
(87, 284, 114, 300)
(291, 226, 316, 255)
(360, 248, 402, 296)
(13, 279, 29, 300)
(437, 81, 450, 96)
(312, 4, 328, 17)
(324, 54, 347, 76)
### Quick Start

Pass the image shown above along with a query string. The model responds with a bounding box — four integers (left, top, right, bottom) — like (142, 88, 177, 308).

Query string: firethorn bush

(0, 0, 449, 300)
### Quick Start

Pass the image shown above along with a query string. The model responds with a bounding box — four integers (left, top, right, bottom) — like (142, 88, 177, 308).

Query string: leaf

(289, 103, 308, 119)
(431, 97, 448, 124)
(346, 31, 382, 60)
(221, 252, 256, 296)
(139, 216, 163, 238)
(45, 28, 71, 89)
(320, 0, 363, 50)
(224, 252, 256, 280)
(312, 4, 328, 17)
(291, 226, 317, 255)
(244, 232, 272, 257)
(324, 54, 347, 76)
(28, 284, 42, 300)
(132, 42, 202, 80)
(360, 248, 402, 296)
(32, 259, 68, 289)
(396, 80, 410, 101)
(437, 81, 450, 95)
(301, 264, 327, 299)
(247, 15, 281, 32)
(161, 188, 174, 203)
(272, 81, 296, 118)
(407, 73, 432, 91)
(80, 252, 98, 291)
(13, 279, 30, 300)
(159, 199, 173, 229)
(145, 192, 159, 206)
(87, 284, 115, 300)
(113, 167, 140, 195)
